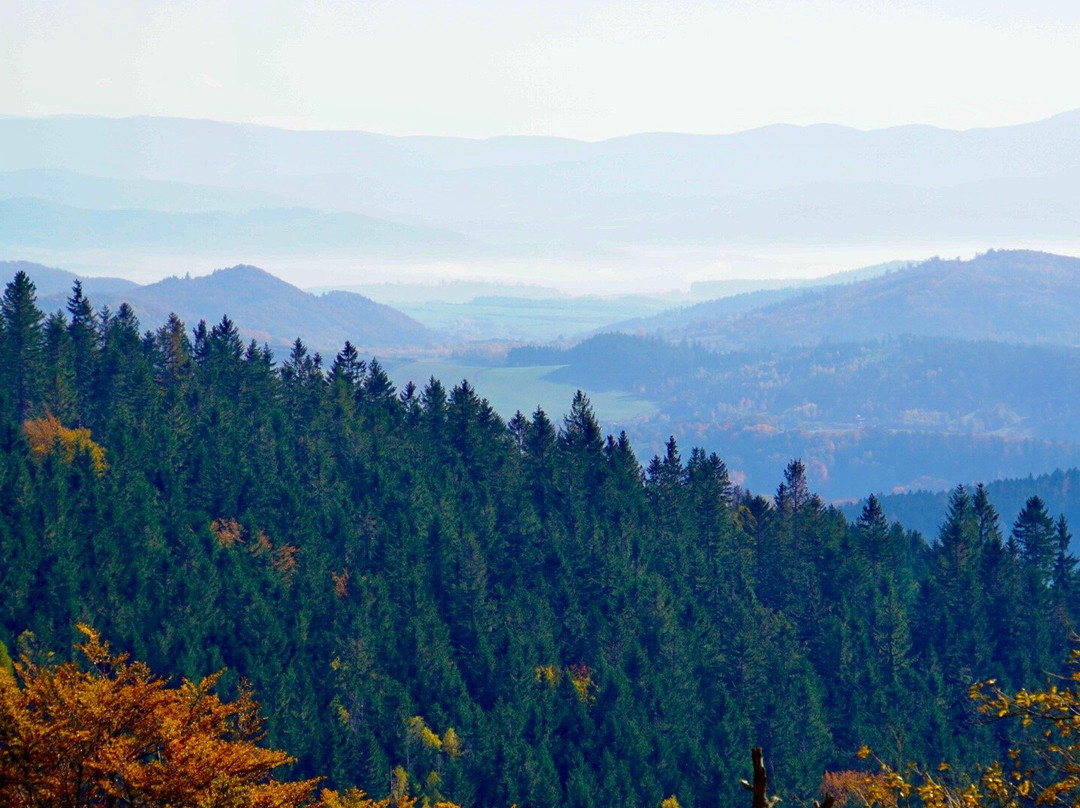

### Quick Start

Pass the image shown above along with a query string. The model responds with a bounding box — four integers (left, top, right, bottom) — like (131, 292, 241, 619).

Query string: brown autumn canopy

(0, 625, 439, 808)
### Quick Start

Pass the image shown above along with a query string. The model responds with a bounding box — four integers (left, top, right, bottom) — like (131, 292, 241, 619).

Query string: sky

(3, 0, 1080, 140)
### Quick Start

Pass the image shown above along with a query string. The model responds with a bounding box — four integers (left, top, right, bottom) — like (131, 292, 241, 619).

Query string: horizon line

(2, 107, 1079, 144)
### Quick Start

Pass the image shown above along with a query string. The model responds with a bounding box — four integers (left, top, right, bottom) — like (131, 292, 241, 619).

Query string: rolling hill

(840, 468, 1080, 544)
(615, 250, 1080, 348)
(8, 262, 438, 356)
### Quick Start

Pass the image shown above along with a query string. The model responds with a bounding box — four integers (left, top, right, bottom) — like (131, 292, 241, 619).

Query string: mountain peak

(209, 264, 283, 282)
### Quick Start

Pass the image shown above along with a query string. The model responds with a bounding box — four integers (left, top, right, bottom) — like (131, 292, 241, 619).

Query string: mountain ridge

(5, 113, 1080, 283)
(615, 250, 1080, 348)
(5, 261, 438, 356)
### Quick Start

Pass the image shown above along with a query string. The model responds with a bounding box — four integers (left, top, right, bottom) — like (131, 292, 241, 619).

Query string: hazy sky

(3, 1, 1080, 139)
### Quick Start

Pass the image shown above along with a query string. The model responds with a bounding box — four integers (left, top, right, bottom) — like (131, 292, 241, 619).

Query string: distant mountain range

(2, 113, 1080, 281)
(0, 198, 471, 254)
(2, 261, 436, 356)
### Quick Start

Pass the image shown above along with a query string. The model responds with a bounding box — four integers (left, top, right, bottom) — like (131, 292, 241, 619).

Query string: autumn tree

(22, 411, 108, 475)
(0, 625, 320, 808)
(837, 650, 1080, 808)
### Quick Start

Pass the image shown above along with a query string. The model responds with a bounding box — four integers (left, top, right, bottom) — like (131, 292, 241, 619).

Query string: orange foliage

(22, 412, 107, 475)
(0, 627, 460, 808)
(0, 625, 318, 807)
(823, 770, 897, 807)
(211, 520, 297, 584)
(252, 529, 274, 557)
(317, 787, 418, 808)
(212, 517, 245, 548)
(272, 544, 299, 580)
(332, 569, 350, 601)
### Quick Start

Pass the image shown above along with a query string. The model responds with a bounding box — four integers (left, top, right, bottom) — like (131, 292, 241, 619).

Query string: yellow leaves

(335, 703, 351, 727)
(661, 796, 683, 808)
(391, 766, 411, 806)
(536, 661, 596, 703)
(420, 726, 443, 751)
(316, 785, 423, 808)
(407, 715, 464, 758)
(402, 717, 464, 807)
(979, 763, 1009, 803)
(0, 625, 319, 808)
(857, 746, 872, 760)
(915, 779, 947, 808)
(835, 664, 1080, 808)
(441, 727, 462, 759)
(569, 662, 596, 704)
(534, 664, 559, 688)
(317, 787, 384, 808)
(23, 412, 107, 475)
(1040, 776, 1080, 805)
(408, 716, 438, 750)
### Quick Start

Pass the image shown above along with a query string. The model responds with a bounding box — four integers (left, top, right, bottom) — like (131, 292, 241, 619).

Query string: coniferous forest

(2, 270, 1080, 807)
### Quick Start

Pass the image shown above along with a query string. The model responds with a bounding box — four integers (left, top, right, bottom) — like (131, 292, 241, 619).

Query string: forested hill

(508, 331, 1080, 499)
(3, 261, 437, 356)
(3, 269, 1080, 807)
(0, 259, 136, 298)
(843, 467, 1080, 543)
(616, 250, 1080, 349)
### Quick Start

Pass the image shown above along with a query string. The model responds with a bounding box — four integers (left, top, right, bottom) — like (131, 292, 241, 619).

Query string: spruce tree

(1, 271, 44, 421)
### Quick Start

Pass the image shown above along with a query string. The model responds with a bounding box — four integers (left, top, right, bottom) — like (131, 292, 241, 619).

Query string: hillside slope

(8, 262, 438, 356)
(631, 250, 1080, 348)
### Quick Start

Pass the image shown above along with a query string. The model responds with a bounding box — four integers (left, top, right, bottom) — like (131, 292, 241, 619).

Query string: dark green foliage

(851, 468, 1080, 552)
(509, 332, 1080, 500)
(3, 274, 1079, 807)
(1, 271, 44, 421)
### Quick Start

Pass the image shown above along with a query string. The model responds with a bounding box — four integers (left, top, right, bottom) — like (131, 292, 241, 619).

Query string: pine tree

(1, 271, 44, 421)
(1013, 495, 1057, 583)
(41, 313, 78, 423)
(855, 494, 890, 568)
(65, 280, 99, 423)
(330, 340, 365, 388)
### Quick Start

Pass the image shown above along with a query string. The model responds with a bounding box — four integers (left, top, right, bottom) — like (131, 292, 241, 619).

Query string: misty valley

(5, 112, 1080, 808)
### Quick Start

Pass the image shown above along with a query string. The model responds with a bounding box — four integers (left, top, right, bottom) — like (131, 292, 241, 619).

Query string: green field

(387, 360, 657, 425)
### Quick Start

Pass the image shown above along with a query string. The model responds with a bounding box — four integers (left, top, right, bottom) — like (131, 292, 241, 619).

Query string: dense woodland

(844, 468, 1080, 543)
(508, 331, 1080, 498)
(2, 270, 1080, 807)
